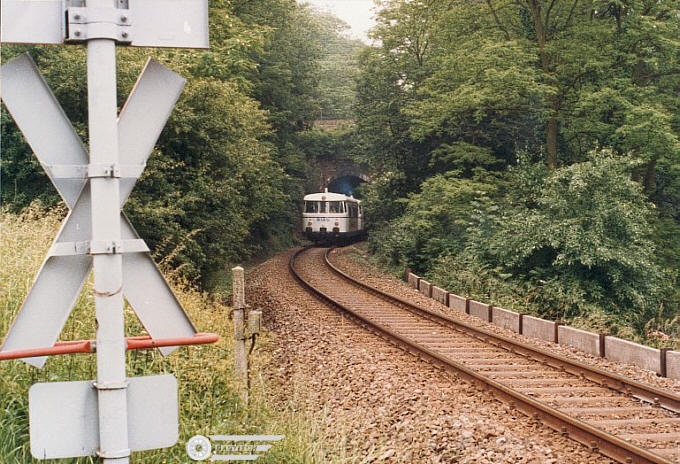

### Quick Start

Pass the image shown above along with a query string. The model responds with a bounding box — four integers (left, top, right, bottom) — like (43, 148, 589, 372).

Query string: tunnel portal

(327, 175, 366, 196)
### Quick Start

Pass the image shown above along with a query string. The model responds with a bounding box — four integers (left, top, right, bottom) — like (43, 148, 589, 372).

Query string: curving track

(290, 246, 680, 464)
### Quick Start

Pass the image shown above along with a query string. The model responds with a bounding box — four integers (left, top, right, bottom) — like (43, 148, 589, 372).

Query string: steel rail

(323, 248, 680, 415)
(289, 246, 677, 464)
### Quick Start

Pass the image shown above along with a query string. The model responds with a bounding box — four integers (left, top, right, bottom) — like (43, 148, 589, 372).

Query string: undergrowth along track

(290, 246, 680, 464)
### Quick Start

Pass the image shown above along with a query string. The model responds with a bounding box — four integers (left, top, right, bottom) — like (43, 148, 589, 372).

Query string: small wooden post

(232, 266, 248, 405)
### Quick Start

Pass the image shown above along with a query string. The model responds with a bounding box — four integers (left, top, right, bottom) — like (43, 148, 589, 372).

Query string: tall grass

(0, 204, 339, 463)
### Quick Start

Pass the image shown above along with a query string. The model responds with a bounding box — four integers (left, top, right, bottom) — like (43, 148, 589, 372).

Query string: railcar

(302, 189, 365, 242)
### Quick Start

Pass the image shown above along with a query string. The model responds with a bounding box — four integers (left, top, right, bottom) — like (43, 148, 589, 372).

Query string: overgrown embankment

(364, 156, 679, 348)
(0, 207, 326, 463)
(355, 0, 680, 347)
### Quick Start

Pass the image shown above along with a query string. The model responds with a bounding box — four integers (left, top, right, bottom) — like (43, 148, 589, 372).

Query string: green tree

(312, 11, 364, 119)
(368, 172, 497, 270)
(1, 0, 357, 288)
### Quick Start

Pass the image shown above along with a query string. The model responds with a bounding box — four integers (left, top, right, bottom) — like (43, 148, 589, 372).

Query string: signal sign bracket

(1, 0, 209, 48)
(47, 163, 146, 179)
(1, 2, 210, 461)
(65, 5, 133, 43)
(47, 239, 150, 256)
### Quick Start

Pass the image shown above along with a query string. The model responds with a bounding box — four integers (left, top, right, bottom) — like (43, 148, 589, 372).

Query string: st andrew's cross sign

(1, 0, 210, 461)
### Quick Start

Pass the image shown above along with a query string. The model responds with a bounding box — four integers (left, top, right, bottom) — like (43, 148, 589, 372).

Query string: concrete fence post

(598, 333, 607, 358)
(554, 321, 564, 343)
(232, 266, 248, 405)
(661, 348, 671, 378)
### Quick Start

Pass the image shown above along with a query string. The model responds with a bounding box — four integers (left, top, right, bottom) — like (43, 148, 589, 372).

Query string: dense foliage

(0, 0, 359, 288)
(360, 0, 679, 344)
(0, 207, 339, 463)
(315, 14, 365, 119)
(2, 0, 678, 342)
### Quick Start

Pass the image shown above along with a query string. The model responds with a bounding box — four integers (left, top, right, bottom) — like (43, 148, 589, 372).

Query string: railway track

(290, 246, 680, 464)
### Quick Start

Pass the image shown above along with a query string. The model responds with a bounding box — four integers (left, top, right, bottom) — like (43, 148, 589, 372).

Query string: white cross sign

(1, 1, 210, 461)
(1, 54, 196, 368)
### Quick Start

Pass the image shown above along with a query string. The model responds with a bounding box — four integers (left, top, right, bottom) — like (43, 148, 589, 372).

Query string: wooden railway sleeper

(292, 248, 679, 464)
(324, 247, 680, 416)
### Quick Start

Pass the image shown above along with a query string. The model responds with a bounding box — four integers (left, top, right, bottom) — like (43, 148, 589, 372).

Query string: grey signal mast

(1, 1, 210, 462)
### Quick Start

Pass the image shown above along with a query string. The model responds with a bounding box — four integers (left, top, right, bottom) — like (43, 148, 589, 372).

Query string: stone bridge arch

(313, 158, 372, 196)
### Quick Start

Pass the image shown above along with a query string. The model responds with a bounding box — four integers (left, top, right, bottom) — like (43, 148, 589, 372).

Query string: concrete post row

(404, 269, 679, 379)
(418, 279, 432, 298)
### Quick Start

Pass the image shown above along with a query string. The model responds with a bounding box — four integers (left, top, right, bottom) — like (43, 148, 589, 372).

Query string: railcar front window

(305, 201, 317, 213)
(319, 201, 327, 213)
(329, 201, 343, 213)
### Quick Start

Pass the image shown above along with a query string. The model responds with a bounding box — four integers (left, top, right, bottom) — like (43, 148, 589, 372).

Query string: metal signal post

(0, 0, 211, 461)
(86, 3, 128, 459)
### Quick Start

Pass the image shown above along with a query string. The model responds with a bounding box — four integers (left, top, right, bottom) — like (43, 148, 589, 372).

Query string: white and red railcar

(302, 189, 365, 242)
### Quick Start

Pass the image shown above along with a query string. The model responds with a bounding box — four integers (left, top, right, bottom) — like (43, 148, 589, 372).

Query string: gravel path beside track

(248, 248, 613, 463)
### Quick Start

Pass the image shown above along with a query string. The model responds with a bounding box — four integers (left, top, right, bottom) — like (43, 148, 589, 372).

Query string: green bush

(482, 153, 666, 318)
(367, 172, 496, 272)
(371, 153, 678, 344)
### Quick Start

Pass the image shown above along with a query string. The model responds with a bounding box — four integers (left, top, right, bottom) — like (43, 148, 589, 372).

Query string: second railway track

(290, 246, 680, 464)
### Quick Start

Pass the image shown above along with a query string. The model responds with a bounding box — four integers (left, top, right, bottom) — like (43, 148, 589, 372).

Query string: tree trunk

(631, 166, 641, 182)
(643, 158, 657, 193)
(526, 0, 559, 169)
(546, 113, 558, 170)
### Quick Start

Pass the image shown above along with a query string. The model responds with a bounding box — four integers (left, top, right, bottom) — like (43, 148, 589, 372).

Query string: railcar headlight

(334, 221, 339, 226)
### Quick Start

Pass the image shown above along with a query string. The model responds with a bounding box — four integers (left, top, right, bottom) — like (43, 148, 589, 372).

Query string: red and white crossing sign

(1, 1, 212, 462)
(1, 55, 197, 368)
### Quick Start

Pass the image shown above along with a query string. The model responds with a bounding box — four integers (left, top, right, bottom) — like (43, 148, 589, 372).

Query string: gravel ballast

(329, 245, 680, 395)
(247, 248, 616, 463)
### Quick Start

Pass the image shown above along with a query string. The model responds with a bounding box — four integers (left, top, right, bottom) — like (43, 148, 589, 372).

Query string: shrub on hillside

(372, 152, 678, 342)
(367, 172, 496, 271)
(473, 154, 667, 320)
